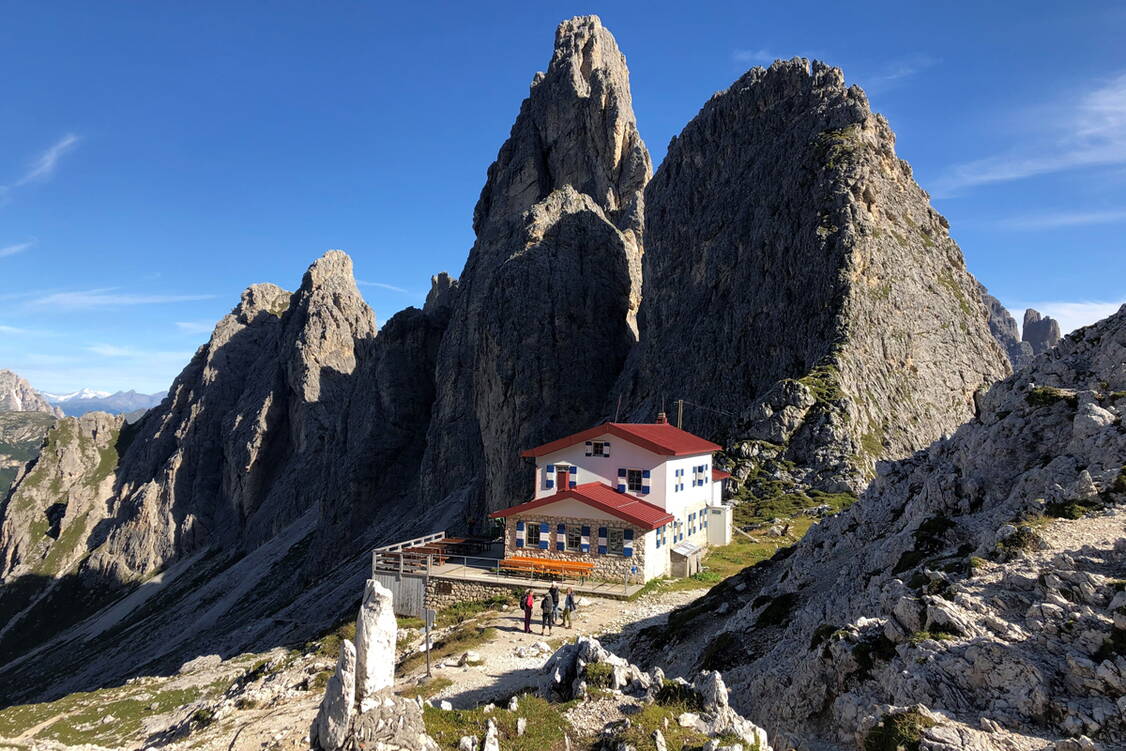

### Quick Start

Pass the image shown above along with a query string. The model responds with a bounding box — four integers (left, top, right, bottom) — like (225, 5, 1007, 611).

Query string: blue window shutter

(546, 464, 554, 473)
(516, 520, 524, 531)
(617, 468, 627, 477)
(540, 522, 549, 533)
(540, 539, 548, 550)
(642, 469, 650, 478)
(546, 479, 554, 489)
(569, 481, 577, 488)
(598, 545, 607, 555)
(557, 523, 566, 534)
(516, 539, 524, 547)
(582, 525, 590, 536)
(598, 526, 607, 537)
(641, 485, 650, 495)
(617, 483, 626, 493)
(569, 466, 577, 474)
(624, 529, 634, 540)
(556, 540, 565, 551)
(585, 441, 593, 456)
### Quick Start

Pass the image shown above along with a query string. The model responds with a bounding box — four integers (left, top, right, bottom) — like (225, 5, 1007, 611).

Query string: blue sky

(2, 1, 1123, 393)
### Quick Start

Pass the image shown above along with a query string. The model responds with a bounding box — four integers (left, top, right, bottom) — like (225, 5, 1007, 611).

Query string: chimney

(655, 412, 668, 424)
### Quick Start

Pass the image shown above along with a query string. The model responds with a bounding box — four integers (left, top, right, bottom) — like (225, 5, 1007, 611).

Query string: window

(525, 523, 540, 547)
(592, 441, 608, 456)
(627, 469, 643, 493)
(607, 528, 625, 555)
(566, 526, 581, 550)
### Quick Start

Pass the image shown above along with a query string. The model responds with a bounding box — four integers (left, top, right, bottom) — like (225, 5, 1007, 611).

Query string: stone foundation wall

(503, 513, 648, 581)
(425, 577, 523, 611)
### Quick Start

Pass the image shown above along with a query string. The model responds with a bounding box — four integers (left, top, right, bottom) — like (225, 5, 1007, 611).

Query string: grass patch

(400, 676, 454, 700)
(435, 594, 516, 628)
(397, 615, 425, 629)
(908, 630, 958, 645)
(1045, 497, 1104, 520)
(798, 363, 845, 404)
(1027, 387, 1078, 409)
(582, 662, 614, 689)
(398, 625, 497, 676)
(313, 619, 357, 660)
(864, 709, 936, 751)
(423, 695, 570, 751)
(995, 526, 1041, 559)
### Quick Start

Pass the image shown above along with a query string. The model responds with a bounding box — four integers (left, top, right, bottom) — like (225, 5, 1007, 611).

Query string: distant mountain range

(38, 388, 167, 417)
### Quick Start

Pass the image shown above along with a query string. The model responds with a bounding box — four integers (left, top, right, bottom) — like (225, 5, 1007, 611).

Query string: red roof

(488, 482, 675, 530)
(521, 422, 720, 458)
(712, 468, 732, 481)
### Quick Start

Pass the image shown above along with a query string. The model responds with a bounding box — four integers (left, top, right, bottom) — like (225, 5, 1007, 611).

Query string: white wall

(533, 433, 713, 515)
(643, 526, 667, 580)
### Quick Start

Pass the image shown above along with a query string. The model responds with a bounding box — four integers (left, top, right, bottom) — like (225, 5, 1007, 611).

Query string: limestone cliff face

(631, 307, 1126, 750)
(420, 15, 651, 515)
(0, 370, 62, 418)
(0, 411, 57, 497)
(618, 60, 1010, 490)
(978, 284, 1033, 369)
(0, 412, 123, 581)
(1023, 308, 1062, 355)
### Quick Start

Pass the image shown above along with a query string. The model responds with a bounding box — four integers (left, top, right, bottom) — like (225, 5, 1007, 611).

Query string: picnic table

(498, 556, 595, 582)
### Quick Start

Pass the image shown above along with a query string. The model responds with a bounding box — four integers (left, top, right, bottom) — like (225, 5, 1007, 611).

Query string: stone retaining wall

(424, 577, 523, 611)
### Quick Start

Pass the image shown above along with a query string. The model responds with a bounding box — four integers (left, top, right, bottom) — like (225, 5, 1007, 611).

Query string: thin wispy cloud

(0, 240, 34, 258)
(28, 288, 215, 309)
(0, 324, 31, 335)
(862, 54, 940, 94)
(1003, 300, 1126, 335)
(18, 134, 80, 185)
(998, 207, 1126, 230)
(357, 280, 411, 294)
(732, 48, 778, 65)
(175, 320, 215, 335)
(86, 343, 194, 361)
(936, 71, 1126, 195)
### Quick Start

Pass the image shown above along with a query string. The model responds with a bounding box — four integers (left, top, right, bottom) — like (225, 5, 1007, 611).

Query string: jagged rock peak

(0, 370, 63, 417)
(621, 54, 1009, 490)
(424, 272, 457, 315)
(302, 249, 361, 294)
(978, 283, 1033, 369)
(420, 15, 651, 517)
(1023, 307, 1062, 355)
(473, 14, 651, 237)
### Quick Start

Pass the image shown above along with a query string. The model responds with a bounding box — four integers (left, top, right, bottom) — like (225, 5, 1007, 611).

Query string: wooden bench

(498, 556, 595, 581)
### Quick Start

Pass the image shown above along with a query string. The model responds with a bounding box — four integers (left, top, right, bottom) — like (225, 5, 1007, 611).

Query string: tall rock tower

(618, 59, 1010, 490)
(1022, 308, 1062, 355)
(420, 15, 651, 515)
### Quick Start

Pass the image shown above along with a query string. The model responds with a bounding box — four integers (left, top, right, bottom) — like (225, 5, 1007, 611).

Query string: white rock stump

(355, 578, 396, 704)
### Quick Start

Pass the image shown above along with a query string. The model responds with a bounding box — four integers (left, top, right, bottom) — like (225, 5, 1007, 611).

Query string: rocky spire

(1023, 308, 1062, 355)
(978, 283, 1033, 369)
(420, 15, 651, 515)
(616, 59, 1010, 490)
(0, 369, 63, 418)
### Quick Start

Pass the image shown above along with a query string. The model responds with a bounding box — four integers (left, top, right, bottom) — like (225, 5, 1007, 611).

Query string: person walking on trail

(522, 589, 534, 634)
(549, 582, 561, 622)
(540, 591, 554, 635)
(561, 586, 576, 629)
